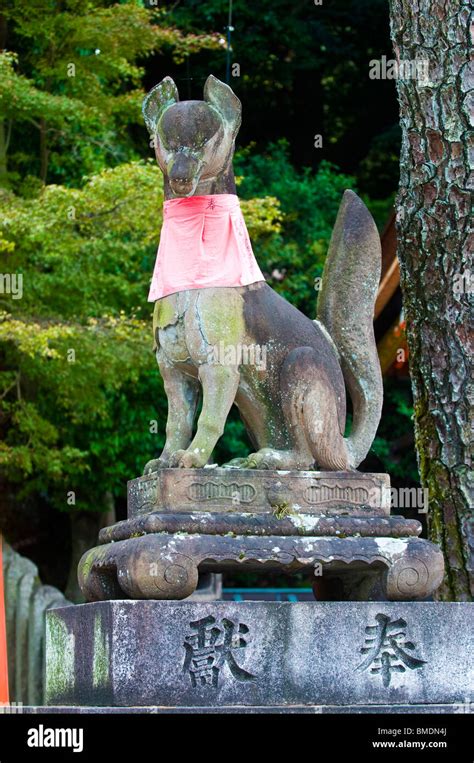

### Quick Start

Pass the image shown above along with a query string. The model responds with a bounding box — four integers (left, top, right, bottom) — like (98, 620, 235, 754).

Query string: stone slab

(78, 533, 444, 601)
(127, 468, 391, 518)
(21, 704, 473, 714)
(99, 512, 420, 543)
(45, 601, 473, 709)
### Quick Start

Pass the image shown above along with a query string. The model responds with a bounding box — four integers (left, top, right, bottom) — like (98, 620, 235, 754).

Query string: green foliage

(164, 0, 400, 192)
(0, 0, 222, 186)
(358, 125, 402, 199)
(0, 51, 96, 125)
(235, 140, 355, 317)
(0, 159, 281, 511)
(0, 161, 163, 318)
(0, 0, 414, 535)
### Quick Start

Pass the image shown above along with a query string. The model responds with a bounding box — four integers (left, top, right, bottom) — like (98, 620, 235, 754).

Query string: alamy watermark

(369, 55, 430, 84)
(453, 696, 474, 714)
(27, 724, 84, 753)
(0, 701, 24, 713)
(377, 486, 430, 513)
(207, 341, 267, 371)
(0, 273, 23, 299)
(453, 269, 473, 295)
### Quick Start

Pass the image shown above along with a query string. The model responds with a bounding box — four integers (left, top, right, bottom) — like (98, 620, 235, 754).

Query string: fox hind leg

(229, 347, 350, 472)
(281, 347, 350, 471)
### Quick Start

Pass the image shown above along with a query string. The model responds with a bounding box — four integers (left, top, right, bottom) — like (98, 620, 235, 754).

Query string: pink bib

(148, 194, 265, 301)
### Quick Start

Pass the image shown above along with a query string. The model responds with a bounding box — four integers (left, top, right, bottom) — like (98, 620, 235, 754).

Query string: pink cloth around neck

(147, 194, 265, 301)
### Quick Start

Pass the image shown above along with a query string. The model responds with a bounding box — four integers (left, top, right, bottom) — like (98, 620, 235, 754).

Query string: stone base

(78, 532, 444, 602)
(22, 704, 473, 714)
(126, 467, 392, 518)
(78, 468, 444, 602)
(45, 601, 473, 709)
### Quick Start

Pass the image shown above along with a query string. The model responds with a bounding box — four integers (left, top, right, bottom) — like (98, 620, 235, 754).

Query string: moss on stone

(45, 613, 75, 702)
(413, 394, 470, 601)
(272, 502, 292, 519)
(153, 296, 178, 331)
(92, 613, 110, 690)
(196, 289, 245, 348)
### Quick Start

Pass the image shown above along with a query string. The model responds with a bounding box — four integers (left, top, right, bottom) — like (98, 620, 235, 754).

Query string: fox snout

(168, 152, 202, 197)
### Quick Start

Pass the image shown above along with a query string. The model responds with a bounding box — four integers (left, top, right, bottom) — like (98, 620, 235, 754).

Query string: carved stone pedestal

(44, 601, 474, 709)
(78, 468, 444, 602)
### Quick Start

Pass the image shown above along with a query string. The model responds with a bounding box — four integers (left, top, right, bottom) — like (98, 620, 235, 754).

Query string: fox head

(143, 75, 242, 198)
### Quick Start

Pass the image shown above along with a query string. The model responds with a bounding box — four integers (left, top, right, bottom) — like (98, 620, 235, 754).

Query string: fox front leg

(171, 363, 240, 468)
(172, 288, 244, 468)
(144, 351, 199, 474)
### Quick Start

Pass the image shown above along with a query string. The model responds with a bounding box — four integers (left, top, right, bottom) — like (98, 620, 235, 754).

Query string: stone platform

(21, 704, 474, 714)
(45, 601, 473, 709)
(78, 468, 444, 602)
(126, 467, 392, 518)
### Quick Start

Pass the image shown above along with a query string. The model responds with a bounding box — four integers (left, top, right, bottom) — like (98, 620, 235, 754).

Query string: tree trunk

(389, 0, 473, 600)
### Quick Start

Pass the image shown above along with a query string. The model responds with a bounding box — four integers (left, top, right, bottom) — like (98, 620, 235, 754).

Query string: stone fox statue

(142, 75, 383, 473)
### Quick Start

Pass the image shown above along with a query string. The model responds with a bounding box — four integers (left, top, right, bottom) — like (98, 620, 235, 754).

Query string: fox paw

(237, 448, 311, 470)
(170, 449, 207, 468)
(238, 448, 285, 470)
(143, 457, 169, 475)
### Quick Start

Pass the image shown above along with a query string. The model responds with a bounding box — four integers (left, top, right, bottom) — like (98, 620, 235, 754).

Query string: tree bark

(389, 0, 473, 600)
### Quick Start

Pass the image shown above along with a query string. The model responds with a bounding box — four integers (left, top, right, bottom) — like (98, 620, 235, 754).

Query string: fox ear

(142, 77, 179, 135)
(204, 75, 241, 135)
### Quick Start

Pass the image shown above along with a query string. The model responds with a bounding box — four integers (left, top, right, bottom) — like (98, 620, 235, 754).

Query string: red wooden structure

(0, 536, 9, 704)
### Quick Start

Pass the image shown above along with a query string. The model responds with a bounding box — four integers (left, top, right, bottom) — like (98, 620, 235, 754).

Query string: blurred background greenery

(0, 0, 418, 594)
